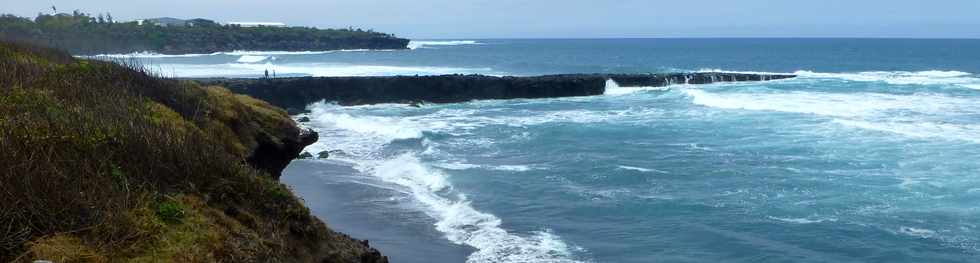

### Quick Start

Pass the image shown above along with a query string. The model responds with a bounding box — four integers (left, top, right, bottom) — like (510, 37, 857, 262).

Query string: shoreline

(282, 160, 475, 263)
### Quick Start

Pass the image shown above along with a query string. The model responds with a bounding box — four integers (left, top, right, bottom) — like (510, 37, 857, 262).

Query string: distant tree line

(0, 11, 409, 55)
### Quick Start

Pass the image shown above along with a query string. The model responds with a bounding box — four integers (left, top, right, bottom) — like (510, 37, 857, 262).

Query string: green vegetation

(0, 11, 409, 55)
(0, 41, 385, 262)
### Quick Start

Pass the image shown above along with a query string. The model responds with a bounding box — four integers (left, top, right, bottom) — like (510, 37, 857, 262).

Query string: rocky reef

(202, 72, 795, 111)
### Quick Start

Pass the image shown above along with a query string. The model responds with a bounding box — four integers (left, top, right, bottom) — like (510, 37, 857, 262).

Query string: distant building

(226, 22, 287, 28)
(139, 17, 188, 27)
(186, 19, 220, 27)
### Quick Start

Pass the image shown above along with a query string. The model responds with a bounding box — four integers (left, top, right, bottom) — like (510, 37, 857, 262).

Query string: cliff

(0, 41, 385, 262)
(202, 72, 795, 111)
(0, 13, 409, 55)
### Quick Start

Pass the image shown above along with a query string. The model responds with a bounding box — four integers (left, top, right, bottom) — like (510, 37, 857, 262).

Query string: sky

(4, 0, 980, 39)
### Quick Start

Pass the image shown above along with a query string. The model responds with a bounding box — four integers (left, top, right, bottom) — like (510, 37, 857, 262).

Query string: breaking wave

(83, 49, 399, 59)
(603, 79, 670, 95)
(682, 87, 980, 143)
(236, 55, 270, 63)
(409, 40, 481, 50)
(794, 70, 980, 88)
(152, 62, 494, 77)
(301, 102, 584, 263)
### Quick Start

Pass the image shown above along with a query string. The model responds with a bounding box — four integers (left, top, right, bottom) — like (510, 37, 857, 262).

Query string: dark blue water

(131, 39, 980, 262)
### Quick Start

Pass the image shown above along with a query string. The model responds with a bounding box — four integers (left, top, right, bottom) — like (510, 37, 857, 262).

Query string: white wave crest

(794, 70, 980, 87)
(300, 104, 427, 158)
(367, 154, 583, 263)
(301, 103, 584, 262)
(696, 68, 789, 75)
(435, 162, 537, 172)
(83, 49, 399, 59)
(154, 62, 493, 77)
(409, 40, 481, 50)
(84, 51, 219, 58)
(697, 68, 980, 89)
(683, 89, 973, 118)
(236, 55, 270, 63)
(767, 216, 838, 224)
(898, 226, 937, 239)
(832, 119, 980, 144)
(617, 165, 669, 174)
(603, 79, 670, 95)
(683, 88, 980, 143)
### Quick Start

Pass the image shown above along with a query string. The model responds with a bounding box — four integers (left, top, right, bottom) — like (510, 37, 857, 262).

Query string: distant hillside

(0, 12, 409, 55)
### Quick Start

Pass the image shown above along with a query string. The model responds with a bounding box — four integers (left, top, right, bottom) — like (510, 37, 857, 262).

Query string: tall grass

(0, 41, 384, 262)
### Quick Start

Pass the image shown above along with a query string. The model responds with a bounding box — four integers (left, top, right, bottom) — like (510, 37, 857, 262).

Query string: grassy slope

(0, 41, 385, 262)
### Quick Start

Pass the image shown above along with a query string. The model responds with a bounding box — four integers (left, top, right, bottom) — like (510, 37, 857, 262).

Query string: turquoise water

(132, 39, 980, 262)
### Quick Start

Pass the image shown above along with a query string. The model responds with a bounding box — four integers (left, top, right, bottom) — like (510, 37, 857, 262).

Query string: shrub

(156, 200, 186, 224)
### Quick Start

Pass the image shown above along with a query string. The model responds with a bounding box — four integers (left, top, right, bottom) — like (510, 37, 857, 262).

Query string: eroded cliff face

(202, 72, 796, 111)
(194, 85, 321, 179)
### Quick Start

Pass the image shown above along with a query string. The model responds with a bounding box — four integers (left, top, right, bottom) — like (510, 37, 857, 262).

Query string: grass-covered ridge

(0, 12, 409, 55)
(0, 41, 385, 262)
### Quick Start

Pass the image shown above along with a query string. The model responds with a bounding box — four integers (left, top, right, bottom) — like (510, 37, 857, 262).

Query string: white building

(226, 22, 287, 28)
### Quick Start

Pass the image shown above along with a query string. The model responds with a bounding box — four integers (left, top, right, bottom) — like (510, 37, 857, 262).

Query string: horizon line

(411, 36, 980, 41)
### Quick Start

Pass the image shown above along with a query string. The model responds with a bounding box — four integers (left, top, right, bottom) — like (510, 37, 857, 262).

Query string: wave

(767, 216, 838, 224)
(696, 68, 790, 75)
(794, 70, 980, 87)
(236, 55, 270, 63)
(683, 88, 980, 143)
(617, 165, 669, 174)
(683, 89, 974, 118)
(153, 62, 494, 77)
(897, 226, 938, 239)
(697, 68, 980, 89)
(363, 153, 579, 261)
(83, 51, 220, 58)
(368, 154, 581, 263)
(603, 79, 670, 95)
(408, 40, 481, 50)
(832, 119, 980, 144)
(83, 49, 400, 59)
(301, 103, 584, 262)
(436, 162, 536, 172)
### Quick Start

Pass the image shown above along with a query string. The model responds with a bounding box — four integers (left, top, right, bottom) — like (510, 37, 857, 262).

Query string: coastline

(0, 41, 388, 262)
(282, 160, 475, 263)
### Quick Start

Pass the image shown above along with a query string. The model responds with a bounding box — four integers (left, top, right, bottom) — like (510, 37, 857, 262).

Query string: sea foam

(153, 62, 494, 77)
(84, 49, 398, 59)
(794, 70, 980, 87)
(236, 55, 270, 63)
(683, 88, 980, 144)
(302, 102, 584, 262)
(368, 154, 582, 263)
(408, 40, 481, 50)
(603, 79, 670, 96)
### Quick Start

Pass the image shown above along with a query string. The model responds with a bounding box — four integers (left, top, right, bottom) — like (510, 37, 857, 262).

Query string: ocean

(113, 39, 980, 262)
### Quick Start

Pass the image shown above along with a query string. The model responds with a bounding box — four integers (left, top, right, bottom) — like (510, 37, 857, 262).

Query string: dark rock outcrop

(247, 128, 318, 179)
(200, 72, 795, 110)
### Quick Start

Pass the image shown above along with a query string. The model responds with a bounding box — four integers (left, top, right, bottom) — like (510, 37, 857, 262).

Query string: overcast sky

(4, 0, 980, 39)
